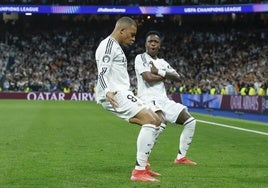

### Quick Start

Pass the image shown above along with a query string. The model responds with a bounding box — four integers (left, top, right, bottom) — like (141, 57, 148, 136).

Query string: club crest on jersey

(102, 55, 111, 63)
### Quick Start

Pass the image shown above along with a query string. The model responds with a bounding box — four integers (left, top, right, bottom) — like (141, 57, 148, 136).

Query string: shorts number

(127, 94, 137, 102)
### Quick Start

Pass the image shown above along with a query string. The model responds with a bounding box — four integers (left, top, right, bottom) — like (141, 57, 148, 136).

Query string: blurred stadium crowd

(0, 14, 267, 95)
(1, 0, 268, 5)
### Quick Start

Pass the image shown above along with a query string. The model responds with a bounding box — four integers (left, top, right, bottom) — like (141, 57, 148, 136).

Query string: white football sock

(154, 123, 166, 144)
(135, 124, 158, 170)
(177, 117, 196, 159)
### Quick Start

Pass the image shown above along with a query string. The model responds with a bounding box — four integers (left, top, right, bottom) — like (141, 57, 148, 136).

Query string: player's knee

(177, 109, 192, 124)
(148, 115, 162, 126)
(136, 108, 162, 126)
(184, 117, 196, 129)
(142, 113, 161, 126)
(153, 118, 162, 126)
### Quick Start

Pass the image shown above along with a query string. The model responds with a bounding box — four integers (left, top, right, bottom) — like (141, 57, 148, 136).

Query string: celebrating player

(95, 17, 162, 182)
(134, 30, 197, 165)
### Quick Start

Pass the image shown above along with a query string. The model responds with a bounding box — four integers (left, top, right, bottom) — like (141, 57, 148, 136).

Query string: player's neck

(110, 33, 120, 45)
(146, 52, 157, 60)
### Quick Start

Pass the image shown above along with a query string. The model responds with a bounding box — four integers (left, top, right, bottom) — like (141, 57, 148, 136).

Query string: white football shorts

(100, 90, 146, 122)
(142, 97, 186, 123)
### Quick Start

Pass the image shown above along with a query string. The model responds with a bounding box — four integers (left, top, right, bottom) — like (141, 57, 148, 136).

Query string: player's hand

(106, 91, 118, 110)
(150, 62, 158, 75)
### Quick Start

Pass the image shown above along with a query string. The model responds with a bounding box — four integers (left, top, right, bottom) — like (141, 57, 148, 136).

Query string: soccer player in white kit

(135, 30, 197, 165)
(95, 17, 162, 182)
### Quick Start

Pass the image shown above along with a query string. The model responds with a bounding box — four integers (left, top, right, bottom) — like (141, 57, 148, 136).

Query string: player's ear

(144, 39, 148, 47)
(120, 27, 126, 35)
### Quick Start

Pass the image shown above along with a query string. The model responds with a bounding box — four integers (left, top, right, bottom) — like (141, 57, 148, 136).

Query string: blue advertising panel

(180, 94, 222, 109)
(263, 96, 268, 115)
(0, 4, 268, 14)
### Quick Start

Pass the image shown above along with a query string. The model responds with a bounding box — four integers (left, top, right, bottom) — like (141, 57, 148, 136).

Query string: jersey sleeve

(161, 59, 176, 73)
(96, 39, 114, 95)
(135, 54, 151, 75)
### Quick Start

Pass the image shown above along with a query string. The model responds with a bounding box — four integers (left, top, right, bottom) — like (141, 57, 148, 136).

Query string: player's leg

(162, 100, 197, 165)
(154, 110, 167, 143)
(112, 91, 162, 169)
(134, 100, 166, 177)
(101, 91, 161, 182)
(143, 100, 167, 145)
(174, 108, 197, 165)
(130, 107, 162, 182)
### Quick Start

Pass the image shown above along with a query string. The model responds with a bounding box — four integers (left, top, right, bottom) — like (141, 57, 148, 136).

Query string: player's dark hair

(145, 30, 161, 41)
(116, 16, 137, 28)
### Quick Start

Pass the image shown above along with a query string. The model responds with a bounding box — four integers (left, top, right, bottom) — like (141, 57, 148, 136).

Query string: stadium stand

(0, 14, 267, 95)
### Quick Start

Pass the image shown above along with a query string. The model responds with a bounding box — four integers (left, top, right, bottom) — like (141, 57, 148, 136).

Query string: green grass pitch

(0, 100, 268, 188)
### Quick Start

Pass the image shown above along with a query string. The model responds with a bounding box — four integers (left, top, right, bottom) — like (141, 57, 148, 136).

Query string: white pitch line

(197, 119, 268, 136)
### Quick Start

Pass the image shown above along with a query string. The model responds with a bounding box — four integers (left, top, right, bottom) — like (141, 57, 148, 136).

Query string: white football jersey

(135, 52, 176, 100)
(95, 36, 130, 102)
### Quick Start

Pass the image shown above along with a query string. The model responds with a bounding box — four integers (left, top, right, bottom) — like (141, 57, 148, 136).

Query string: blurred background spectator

(0, 13, 267, 95)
